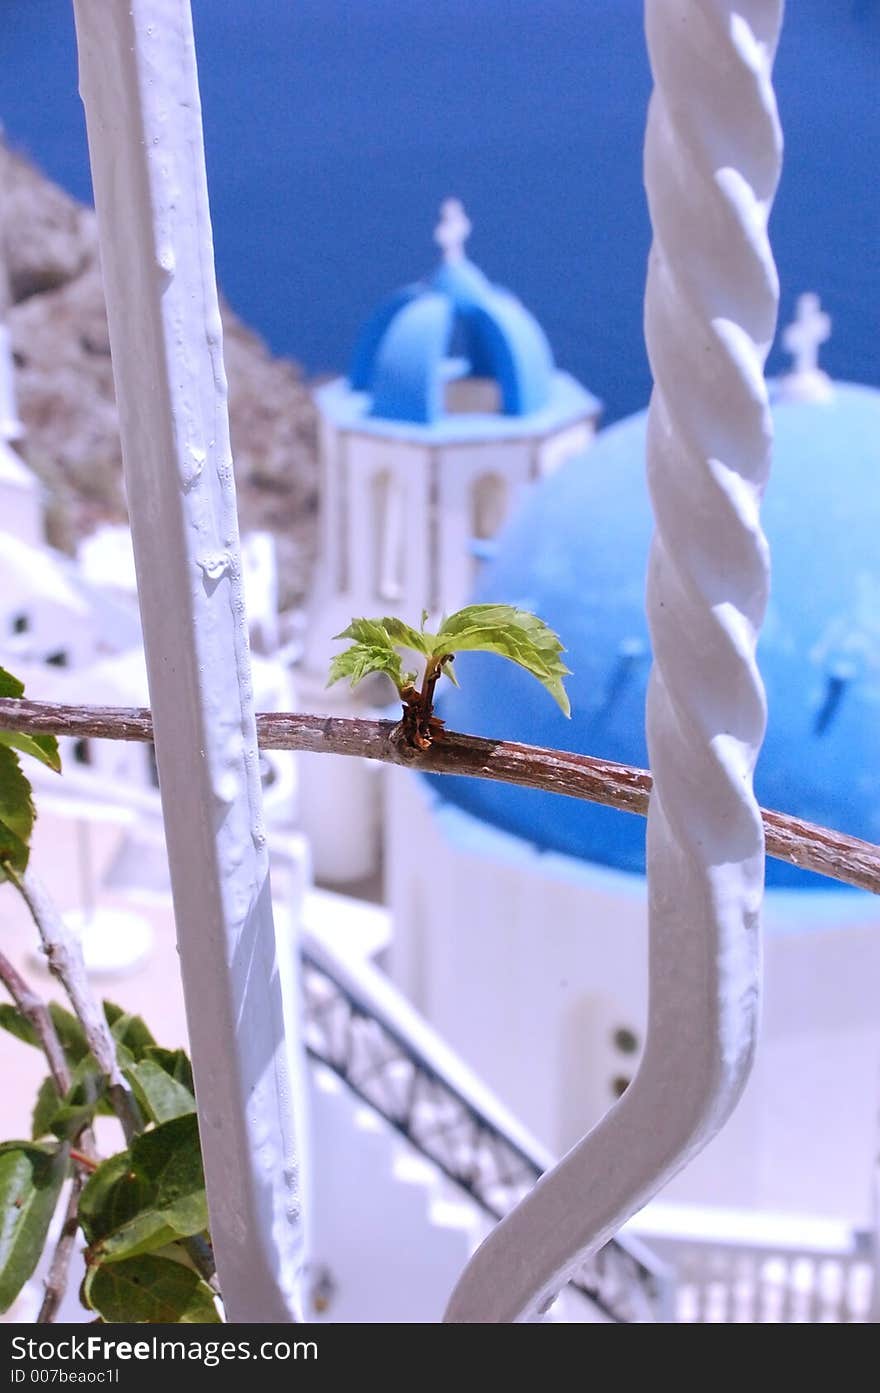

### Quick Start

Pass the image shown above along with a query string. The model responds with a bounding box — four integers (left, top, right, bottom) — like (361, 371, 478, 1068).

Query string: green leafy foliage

(83, 1253, 220, 1324)
(31, 1078, 62, 1142)
(0, 725, 212, 1325)
(1, 1003, 114, 1144)
(80, 1114, 208, 1264)
(0, 746, 33, 877)
(434, 605, 571, 715)
(103, 1003, 156, 1067)
(1, 989, 210, 1322)
(0, 1141, 68, 1312)
(0, 666, 61, 880)
(0, 731, 60, 773)
(5, 1001, 195, 1139)
(143, 1047, 195, 1094)
(31, 1065, 114, 1142)
(47, 1003, 90, 1063)
(326, 637, 412, 695)
(0, 1003, 120, 1143)
(46, 1060, 107, 1142)
(327, 604, 571, 715)
(124, 1060, 196, 1126)
(0, 1004, 39, 1050)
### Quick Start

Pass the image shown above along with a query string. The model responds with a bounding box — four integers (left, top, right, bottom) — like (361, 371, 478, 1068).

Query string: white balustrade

(632, 1204, 874, 1323)
(71, 0, 308, 1321)
(445, 0, 783, 1322)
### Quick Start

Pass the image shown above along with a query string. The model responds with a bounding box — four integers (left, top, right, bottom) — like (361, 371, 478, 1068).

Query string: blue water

(2, 1, 878, 422)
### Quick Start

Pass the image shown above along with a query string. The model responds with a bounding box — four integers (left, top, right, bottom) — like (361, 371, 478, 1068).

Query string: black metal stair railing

(301, 947, 671, 1323)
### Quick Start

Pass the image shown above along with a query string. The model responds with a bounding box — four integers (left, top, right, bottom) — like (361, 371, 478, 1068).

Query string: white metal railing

(70, 0, 309, 1320)
(300, 932, 675, 1322)
(630, 1205, 875, 1323)
(445, 0, 784, 1322)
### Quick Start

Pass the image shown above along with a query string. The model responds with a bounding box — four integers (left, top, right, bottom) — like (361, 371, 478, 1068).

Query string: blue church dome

(349, 199, 554, 424)
(429, 377, 880, 891)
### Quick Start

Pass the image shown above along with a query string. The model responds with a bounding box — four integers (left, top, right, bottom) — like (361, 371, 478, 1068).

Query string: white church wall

(305, 428, 432, 673)
(344, 433, 430, 617)
(385, 765, 649, 1149)
(435, 440, 532, 615)
(656, 899, 880, 1223)
(385, 765, 880, 1225)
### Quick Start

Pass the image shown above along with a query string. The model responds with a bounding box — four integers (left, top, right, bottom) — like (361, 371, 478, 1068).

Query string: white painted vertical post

(445, 0, 782, 1322)
(71, 0, 307, 1321)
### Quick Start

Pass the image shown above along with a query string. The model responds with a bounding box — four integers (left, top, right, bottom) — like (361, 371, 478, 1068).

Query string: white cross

(782, 292, 831, 377)
(434, 198, 472, 264)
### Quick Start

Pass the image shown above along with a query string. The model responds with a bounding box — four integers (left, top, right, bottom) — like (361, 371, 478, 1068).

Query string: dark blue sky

(2, 1, 877, 421)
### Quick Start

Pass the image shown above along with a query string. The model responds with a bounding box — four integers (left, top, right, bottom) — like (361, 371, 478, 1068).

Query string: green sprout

(328, 604, 571, 749)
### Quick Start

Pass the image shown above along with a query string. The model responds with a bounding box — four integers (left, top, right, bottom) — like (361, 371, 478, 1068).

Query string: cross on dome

(783, 292, 831, 376)
(778, 292, 833, 403)
(434, 198, 472, 265)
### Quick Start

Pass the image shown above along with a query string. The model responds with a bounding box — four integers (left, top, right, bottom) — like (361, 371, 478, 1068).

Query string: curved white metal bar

(71, 0, 308, 1320)
(445, 0, 783, 1323)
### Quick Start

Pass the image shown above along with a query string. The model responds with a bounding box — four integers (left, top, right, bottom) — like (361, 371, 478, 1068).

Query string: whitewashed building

(299, 202, 600, 882)
(385, 302, 880, 1232)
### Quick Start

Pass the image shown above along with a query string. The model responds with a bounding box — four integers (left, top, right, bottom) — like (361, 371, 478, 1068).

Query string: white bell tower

(299, 203, 602, 884)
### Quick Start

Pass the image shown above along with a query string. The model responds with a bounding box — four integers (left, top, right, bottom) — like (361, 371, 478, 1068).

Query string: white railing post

(70, 0, 308, 1320)
(445, 0, 783, 1322)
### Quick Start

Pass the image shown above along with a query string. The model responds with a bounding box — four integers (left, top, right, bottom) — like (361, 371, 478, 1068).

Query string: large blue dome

(429, 382, 880, 890)
(349, 255, 555, 424)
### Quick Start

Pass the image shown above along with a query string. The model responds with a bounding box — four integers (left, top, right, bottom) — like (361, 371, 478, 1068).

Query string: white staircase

(305, 1063, 491, 1322)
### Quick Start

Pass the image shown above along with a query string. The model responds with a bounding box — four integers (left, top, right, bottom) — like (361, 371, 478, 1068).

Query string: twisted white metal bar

(71, 0, 308, 1320)
(445, 0, 783, 1322)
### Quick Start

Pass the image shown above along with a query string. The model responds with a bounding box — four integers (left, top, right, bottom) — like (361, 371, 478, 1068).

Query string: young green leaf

(327, 642, 406, 694)
(83, 1252, 220, 1324)
(433, 604, 572, 715)
(103, 1003, 156, 1064)
(143, 1047, 195, 1095)
(0, 1001, 92, 1070)
(31, 1078, 62, 1141)
(78, 1151, 155, 1256)
(79, 1114, 208, 1264)
(438, 654, 459, 688)
(43, 1057, 108, 1141)
(48, 1003, 91, 1064)
(0, 1004, 40, 1050)
(0, 666, 61, 805)
(0, 744, 34, 877)
(375, 616, 432, 656)
(0, 668, 24, 701)
(0, 1141, 68, 1312)
(0, 732, 61, 774)
(124, 1060, 196, 1126)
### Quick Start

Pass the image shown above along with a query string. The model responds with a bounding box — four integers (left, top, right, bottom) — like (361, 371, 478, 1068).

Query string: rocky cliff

(2, 142, 318, 607)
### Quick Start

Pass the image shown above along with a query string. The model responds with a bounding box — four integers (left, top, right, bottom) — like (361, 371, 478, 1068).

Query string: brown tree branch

(1, 861, 216, 1289)
(0, 949, 70, 1096)
(36, 1173, 84, 1325)
(0, 950, 101, 1322)
(1, 697, 879, 897)
(3, 862, 142, 1143)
